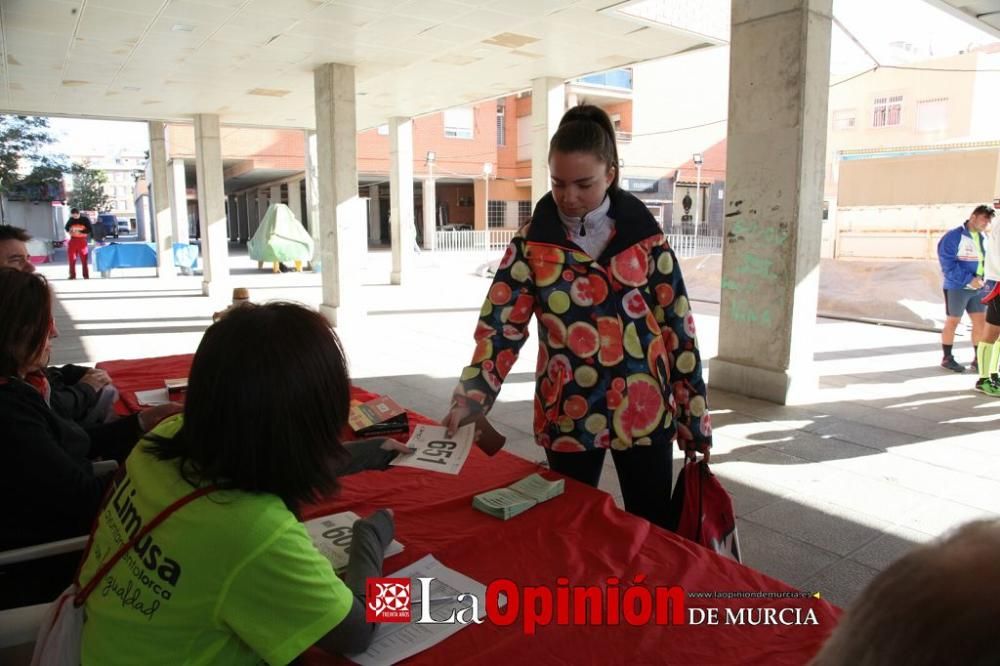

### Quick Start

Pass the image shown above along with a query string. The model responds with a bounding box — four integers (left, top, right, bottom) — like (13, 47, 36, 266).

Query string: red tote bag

(668, 460, 742, 563)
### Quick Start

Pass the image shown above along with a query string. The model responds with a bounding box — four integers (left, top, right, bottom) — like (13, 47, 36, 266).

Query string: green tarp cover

(247, 203, 314, 262)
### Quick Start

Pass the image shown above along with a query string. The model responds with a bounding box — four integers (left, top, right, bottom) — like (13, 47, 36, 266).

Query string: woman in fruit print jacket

(444, 105, 711, 529)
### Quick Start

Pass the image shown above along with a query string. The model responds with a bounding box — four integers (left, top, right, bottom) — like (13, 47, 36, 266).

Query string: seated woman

(0, 268, 179, 608)
(79, 302, 400, 664)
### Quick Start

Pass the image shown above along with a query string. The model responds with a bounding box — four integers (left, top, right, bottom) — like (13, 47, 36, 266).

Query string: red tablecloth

(97, 355, 841, 665)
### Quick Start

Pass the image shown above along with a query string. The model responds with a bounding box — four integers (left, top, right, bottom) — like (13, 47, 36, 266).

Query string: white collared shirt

(557, 194, 615, 259)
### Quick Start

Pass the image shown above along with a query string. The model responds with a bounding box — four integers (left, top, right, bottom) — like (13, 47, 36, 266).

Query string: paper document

(390, 424, 475, 475)
(347, 554, 501, 666)
(304, 511, 403, 574)
(473, 473, 565, 520)
(135, 388, 170, 406)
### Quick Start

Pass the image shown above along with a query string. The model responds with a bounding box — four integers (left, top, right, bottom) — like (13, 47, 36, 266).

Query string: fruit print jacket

(454, 189, 711, 454)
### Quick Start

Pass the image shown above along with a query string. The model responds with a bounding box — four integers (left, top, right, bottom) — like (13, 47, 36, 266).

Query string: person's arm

(45, 366, 97, 422)
(48, 379, 97, 422)
(217, 510, 394, 663)
(53, 364, 90, 386)
(315, 510, 394, 655)
(84, 403, 183, 462)
(339, 438, 413, 476)
(84, 413, 142, 462)
(938, 231, 975, 288)
(444, 237, 535, 432)
(649, 241, 711, 458)
(6, 395, 113, 536)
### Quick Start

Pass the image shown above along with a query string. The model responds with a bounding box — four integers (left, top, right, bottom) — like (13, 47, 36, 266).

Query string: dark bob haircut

(0, 268, 51, 377)
(148, 302, 353, 510)
(549, 104, 620, 191)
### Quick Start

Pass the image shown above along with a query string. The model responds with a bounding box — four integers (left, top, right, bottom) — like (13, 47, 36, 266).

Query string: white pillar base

(708, 357, 817, 405)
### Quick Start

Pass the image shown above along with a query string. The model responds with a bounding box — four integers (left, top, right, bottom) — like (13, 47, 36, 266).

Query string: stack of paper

(347, 555, 502, 666)
(472, 473, 565, 520)
(349, 396, 409, 437)
(304, 511, 404, 574)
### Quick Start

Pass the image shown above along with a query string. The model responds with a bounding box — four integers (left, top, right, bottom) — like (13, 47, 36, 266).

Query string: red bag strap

(73, 482, 216, 607)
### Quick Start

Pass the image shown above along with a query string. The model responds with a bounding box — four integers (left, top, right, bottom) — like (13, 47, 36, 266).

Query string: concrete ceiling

(0, 0, 725, 131)
(925, 0, 1000, 38)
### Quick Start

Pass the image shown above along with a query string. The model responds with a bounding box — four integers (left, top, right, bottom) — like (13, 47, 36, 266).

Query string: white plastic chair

(0, 460, 117, 657)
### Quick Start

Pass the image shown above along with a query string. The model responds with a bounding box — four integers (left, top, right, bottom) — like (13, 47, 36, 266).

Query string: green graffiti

(736, 254, 778, 280)
(730, 300, 773, 327)
(728, 219, 788, 247)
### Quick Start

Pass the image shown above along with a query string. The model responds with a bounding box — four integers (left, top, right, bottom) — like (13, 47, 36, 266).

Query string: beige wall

(838, 147, 1000, 207)
(618, 45, 730, 181)
(825, 51, 1000, 197)
(827, 52, 982, 151)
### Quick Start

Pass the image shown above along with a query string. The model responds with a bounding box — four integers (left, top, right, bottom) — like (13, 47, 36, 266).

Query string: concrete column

(288, 179, 303, 222)
(389, 117, 414, 284)
(314, 62, 364, 325)
(255, 189, 268, 235)
(193, 114, 230, 298)
(304, 131, 319, 244)
(270, 184, 282, 209)
(422, 178, 436, 250)
(531, 76, 565, 205)
(238, 191, 250, 242)
(147, 121, 174, 278)
(227, 195, 239, 241)
(708, 0, 833, 404)
(168, 159, 189, 245)
(368, 184, 381, 243)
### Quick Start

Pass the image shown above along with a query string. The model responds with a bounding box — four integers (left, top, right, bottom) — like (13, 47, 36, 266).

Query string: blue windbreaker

(937, 223, 986, 290)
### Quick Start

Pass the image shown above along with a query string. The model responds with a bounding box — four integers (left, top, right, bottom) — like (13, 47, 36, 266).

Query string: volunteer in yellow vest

(936, 206, 991, 374)
(80, 303, 408, 665)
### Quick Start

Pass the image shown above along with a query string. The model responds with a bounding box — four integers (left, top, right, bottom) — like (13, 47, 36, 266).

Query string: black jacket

(45, 364, 98, 423)
(65, 216, 94, 239)
(0, 378, 142, 550)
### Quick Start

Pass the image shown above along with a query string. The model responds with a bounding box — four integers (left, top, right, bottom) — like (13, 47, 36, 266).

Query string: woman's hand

(355, 508, 395, 549)
(442, 403, 473, 437)
(340, 438, 414, 475)
(686, 448, 711, 465)
(138, 402, 183, 432)
(80, 368, 112, 390)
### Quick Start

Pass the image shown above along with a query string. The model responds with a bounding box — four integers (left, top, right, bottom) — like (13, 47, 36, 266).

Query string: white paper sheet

(390, 424, 475, 475)
(303, 511, 403, 573)
(347, 555, 500, 666)
(134, 388, 170, 406)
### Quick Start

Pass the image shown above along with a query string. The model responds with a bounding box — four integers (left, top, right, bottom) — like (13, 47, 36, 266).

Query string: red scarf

(25, 370, 52, 405)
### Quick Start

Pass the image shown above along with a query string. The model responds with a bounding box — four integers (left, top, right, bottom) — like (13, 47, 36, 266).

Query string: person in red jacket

(65, 208, 94, 279)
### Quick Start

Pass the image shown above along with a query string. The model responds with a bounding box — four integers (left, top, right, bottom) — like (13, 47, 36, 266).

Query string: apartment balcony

(567, 68, 633, 105)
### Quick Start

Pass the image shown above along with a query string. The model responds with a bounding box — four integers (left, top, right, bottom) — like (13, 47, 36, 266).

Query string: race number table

(96, 355, 841, 665)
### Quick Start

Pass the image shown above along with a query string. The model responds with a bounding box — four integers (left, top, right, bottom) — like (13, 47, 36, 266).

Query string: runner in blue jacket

(936, 207, 992, 373)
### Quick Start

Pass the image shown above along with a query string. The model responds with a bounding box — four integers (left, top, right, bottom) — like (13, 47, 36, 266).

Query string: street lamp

(692, 152, 703, 249)
(483, 161, 493, 228)
(425, 151, 437, 249)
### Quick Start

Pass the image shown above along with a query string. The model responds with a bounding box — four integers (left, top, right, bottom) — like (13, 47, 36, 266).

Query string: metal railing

(433, 229, 517, 252)
(665, 234, 724, 257)
(430, 230, 721, 258)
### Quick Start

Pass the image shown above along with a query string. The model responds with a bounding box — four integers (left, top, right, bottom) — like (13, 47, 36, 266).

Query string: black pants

(545, 442, 673, 529)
